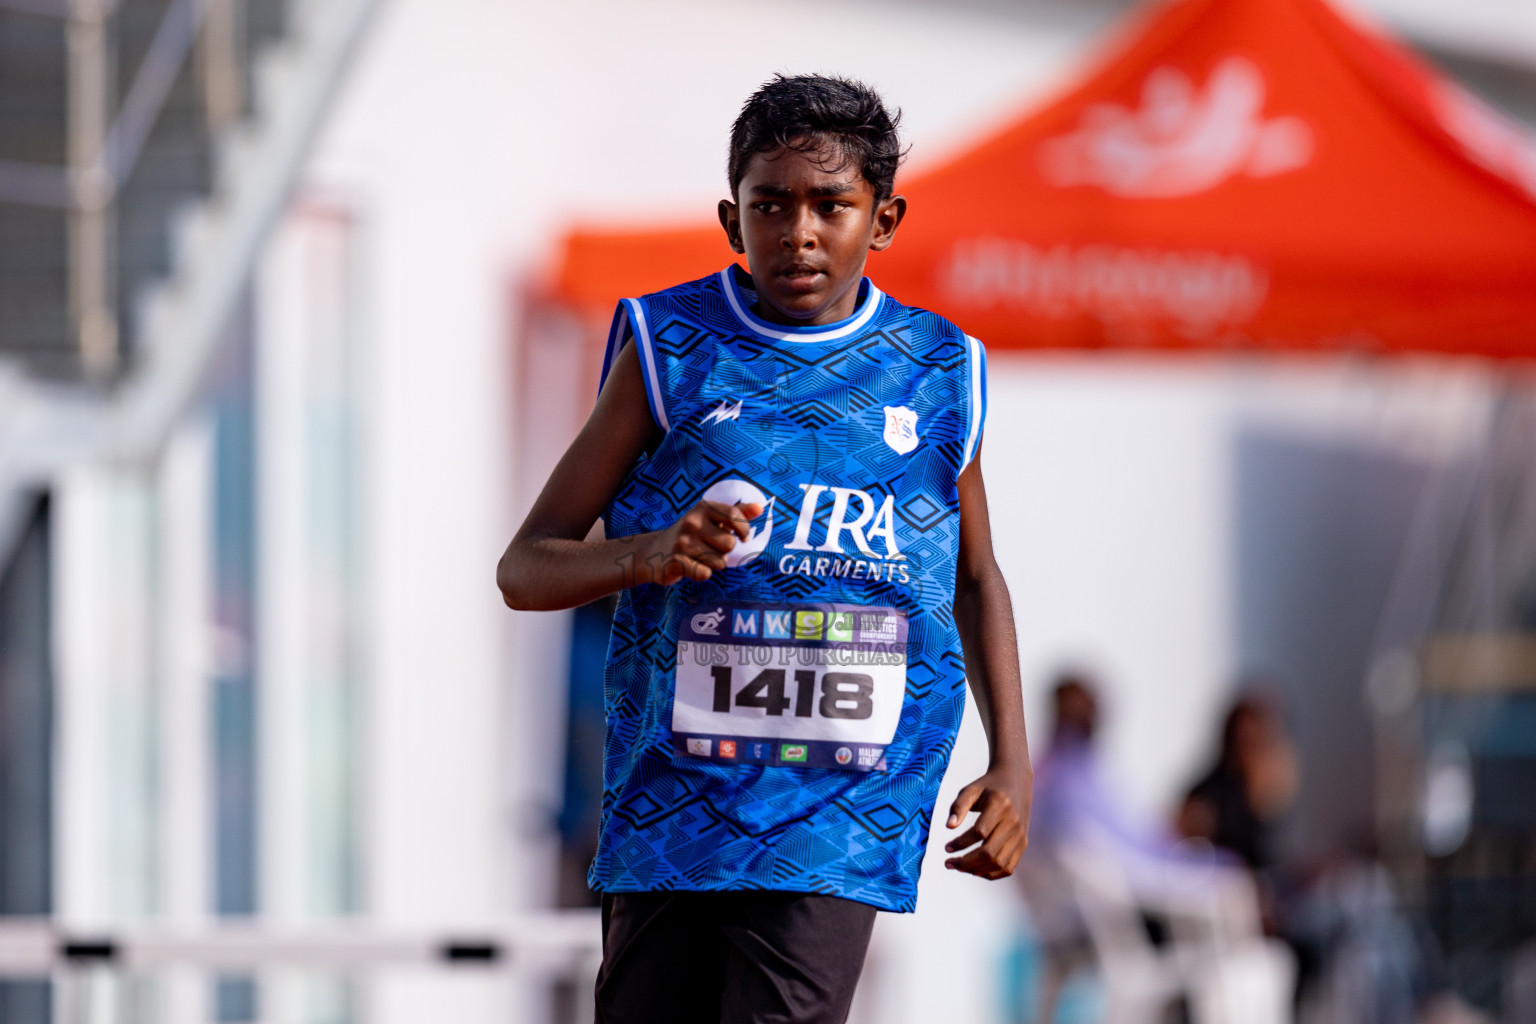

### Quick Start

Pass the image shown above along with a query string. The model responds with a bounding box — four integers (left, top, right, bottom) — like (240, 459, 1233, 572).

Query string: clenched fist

(644, 500, 764, 585)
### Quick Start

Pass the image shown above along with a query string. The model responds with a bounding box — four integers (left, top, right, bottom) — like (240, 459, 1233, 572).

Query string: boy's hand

(943, 765, 1031, 879)
(647, 500, 763, 585)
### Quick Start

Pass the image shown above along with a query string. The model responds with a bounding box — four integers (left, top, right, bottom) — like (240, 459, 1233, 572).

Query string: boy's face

(718, 140, 905, 327)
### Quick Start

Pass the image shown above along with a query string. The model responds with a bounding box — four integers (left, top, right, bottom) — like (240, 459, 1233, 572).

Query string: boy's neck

(734, 265, 865, 328)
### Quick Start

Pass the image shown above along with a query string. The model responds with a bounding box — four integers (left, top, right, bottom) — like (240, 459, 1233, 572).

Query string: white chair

(1056, 836, 1295, 1024)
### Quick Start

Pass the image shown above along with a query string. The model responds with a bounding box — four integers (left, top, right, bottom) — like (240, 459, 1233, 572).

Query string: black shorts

(594, 890, 878, 1024)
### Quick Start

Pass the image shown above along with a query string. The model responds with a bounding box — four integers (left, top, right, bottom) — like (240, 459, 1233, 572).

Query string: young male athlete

(499, 74, 1031, 1024)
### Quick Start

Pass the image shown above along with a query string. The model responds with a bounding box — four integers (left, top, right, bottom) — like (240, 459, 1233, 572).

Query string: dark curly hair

(728, 74, 906, 201)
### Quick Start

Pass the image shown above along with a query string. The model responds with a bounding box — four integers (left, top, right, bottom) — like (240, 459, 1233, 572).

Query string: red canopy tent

(546, 0, 1536, 357)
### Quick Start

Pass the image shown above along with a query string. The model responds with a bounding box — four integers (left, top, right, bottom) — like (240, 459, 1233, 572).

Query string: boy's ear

(718, 199, 746, 255)
(868, 194, 907, 253)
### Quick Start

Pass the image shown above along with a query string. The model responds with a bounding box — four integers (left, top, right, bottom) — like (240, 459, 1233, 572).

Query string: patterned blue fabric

(589, 267, 987, 912)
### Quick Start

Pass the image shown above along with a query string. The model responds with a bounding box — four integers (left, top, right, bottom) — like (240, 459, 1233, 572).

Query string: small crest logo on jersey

(691, 608, 726, 635)
(780, 744, 808, 763)
(687, 738, 712, 757)
(752, 743, 769, 760)
(835, 746, 854, 766)
(883, 405, 920, 454)
(718, 740, 737, 759)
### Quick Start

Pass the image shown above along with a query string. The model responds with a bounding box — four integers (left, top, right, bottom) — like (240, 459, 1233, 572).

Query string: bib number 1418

(670, 601, 907, 765)
(711, 666, 874, 720)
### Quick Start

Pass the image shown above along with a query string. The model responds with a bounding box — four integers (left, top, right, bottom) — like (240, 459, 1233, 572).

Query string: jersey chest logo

(883, 406, 920, 454)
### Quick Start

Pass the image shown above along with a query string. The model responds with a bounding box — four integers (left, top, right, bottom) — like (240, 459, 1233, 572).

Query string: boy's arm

(497, 341, 760, 612)
(944, 436, 1033, 878)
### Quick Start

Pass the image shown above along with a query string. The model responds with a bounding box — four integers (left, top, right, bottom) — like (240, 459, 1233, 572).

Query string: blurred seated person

(1029, 672, 1202, 877)
(1022, 673, 1277, 1023)
(1177, 692, 1298, 879)
(1177, 692, 1298, 874)
(1016, 672, 1119, 1023)
(1178, 693, 1471, 1022)
(1177, 691, 1308, 1000)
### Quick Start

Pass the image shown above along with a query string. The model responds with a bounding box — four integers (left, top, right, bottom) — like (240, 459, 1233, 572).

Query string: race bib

(671, 602, 907, 771)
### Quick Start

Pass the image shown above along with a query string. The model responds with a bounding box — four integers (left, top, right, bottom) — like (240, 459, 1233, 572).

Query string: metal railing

(0, 913, 603, 977)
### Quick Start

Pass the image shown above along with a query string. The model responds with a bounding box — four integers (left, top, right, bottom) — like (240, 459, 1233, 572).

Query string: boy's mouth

(778, 265, 826, 291)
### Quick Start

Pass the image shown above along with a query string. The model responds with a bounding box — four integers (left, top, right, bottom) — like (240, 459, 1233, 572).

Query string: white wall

(986, 359, 1236, 818)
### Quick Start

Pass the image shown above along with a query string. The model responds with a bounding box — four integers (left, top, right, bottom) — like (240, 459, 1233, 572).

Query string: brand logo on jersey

(883, 406, 920, 454)
(718, 740, 737, 758)
(701, 399, 742, 426)
(780, 744, 808, 763)
(835, 746, 854, 766)
(687, 738, 713, 757)
(857, 747, 882, 768)
(700, 478, 773, 567)
(777, 482, 911, 584)
(785, 484, 901, 559)
(690, 608, 726, 635)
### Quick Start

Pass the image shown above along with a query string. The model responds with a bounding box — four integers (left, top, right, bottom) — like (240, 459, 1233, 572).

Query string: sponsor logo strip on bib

(672, 602, 907, 772)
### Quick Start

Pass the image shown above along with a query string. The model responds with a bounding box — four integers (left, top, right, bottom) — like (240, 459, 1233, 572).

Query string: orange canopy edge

(548, 0, 1536, 358)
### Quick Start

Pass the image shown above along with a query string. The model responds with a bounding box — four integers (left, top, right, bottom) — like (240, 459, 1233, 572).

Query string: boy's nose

(782, 209, 816, 249)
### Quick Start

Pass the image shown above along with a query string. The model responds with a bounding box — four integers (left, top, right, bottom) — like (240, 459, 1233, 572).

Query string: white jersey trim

(962, 335, 986, 469)
(621, 297, 671, 431)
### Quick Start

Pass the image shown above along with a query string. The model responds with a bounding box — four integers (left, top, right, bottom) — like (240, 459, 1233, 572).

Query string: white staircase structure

(0, 0, 383, 565)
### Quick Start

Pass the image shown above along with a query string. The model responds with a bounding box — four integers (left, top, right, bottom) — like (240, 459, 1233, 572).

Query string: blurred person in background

(1027, 671, 1184, 868)
(1017, 671, 1121, 1023)
(499, 74, 1031, 1024)
(1020, 671, 1278, 1024)
(1176, 694, 1477, 1024)
(1178, 692, 1305, 984)
(1177, 691, 1299, 880)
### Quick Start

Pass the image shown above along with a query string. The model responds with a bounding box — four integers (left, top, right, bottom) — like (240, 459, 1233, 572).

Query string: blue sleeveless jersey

(589, 267, 987, 912)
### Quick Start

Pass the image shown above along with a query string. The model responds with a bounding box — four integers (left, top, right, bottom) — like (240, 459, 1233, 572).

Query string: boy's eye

(818, 201, 848, 214)
(753, 202, 781, 215)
